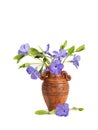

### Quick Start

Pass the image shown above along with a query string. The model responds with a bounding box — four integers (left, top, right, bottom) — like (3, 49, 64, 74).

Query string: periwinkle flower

(52, 49, 68, 60)
(49, 60, 64, 75)
(26, 66, 40, 79)
(56, 103, 69, 117)
(18, 43, 30, 55)
(72, 54, 81, 68)
(26, 66, 35, 74)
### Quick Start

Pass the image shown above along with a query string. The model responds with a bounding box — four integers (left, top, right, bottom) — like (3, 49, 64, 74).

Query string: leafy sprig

(13, 41, 85, 79)
(35, 107, 84, 116)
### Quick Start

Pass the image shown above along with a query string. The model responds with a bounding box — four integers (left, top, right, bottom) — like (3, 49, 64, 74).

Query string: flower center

(55, 65, 57, 68)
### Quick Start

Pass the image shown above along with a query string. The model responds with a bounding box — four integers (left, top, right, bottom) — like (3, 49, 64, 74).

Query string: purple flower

(44, 44, 50, 54)
(18, 43, 30, 55)
(49, 60, 64, 75)
(56, 103, 69, 117)
(52, 49, 68, 60)
(26, 66, 35, 74)
(72, 54, 81, 68)
(26, 66, 40, 79)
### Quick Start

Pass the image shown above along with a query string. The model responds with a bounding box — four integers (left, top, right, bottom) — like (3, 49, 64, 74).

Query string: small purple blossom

(56, 103, 69, 117)
(26, 66, 40, 79)
(26, 66, 35, 74)
(72, 54, 81, 68)
(44, 44, 50, 54)
(49, 60, 64, 75)
(18, 43, 30, 55)
(52, 49, 68, 60)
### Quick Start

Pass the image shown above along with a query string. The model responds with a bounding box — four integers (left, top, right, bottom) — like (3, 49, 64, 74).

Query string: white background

(0, 0, 98, 129)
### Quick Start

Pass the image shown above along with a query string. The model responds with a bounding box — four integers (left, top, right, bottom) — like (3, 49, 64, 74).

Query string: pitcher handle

(61, 71, 71, 81)
(40, 71, 50, 80)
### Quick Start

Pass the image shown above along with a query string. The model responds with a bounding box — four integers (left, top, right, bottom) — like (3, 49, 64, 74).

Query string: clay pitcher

(40, 71, 71, 111)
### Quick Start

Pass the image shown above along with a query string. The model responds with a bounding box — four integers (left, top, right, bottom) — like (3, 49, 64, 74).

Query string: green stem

(46, 55, 52, 59)
(71, 107, 84, 111)
(38, 46, 52, 64)
(62, 55, 69, 64)
(38, 46, 44, 52)
(31, 63, 42, 64)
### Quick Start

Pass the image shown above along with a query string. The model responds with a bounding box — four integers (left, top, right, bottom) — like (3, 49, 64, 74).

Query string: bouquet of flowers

(13, 40, 85, 79)
(13, 40, 85, 117)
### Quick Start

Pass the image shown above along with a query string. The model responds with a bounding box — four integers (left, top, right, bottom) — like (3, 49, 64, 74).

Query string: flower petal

(72, 55, 81, 68)
(31, 73, 37, 79)
(44, 44, 50, 54)
(26, 66, 35, 74)
(18, 43, 30, 55)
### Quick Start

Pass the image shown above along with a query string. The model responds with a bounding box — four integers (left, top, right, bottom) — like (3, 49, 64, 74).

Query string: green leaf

(43, 57, 50, 64)
(29, 48, 42, 57)
(68, 46, 75, 55)
(48, 109, 56, 114)
(35, 110, 48, 115)
(39, 66, 43, 74)
(60, 40, 67, 49)
(43, 57, 47, 62)
(75, 44, 85, 52)
(78, 108, 84, 111)
(71, 107, 78, 110)
(35, 53, 43, 58)
(13, 54, 24, 63)
(19, 63, 31, 68)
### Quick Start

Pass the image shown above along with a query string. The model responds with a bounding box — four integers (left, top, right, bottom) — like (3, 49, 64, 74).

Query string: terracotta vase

(40, 71, 71, 111)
